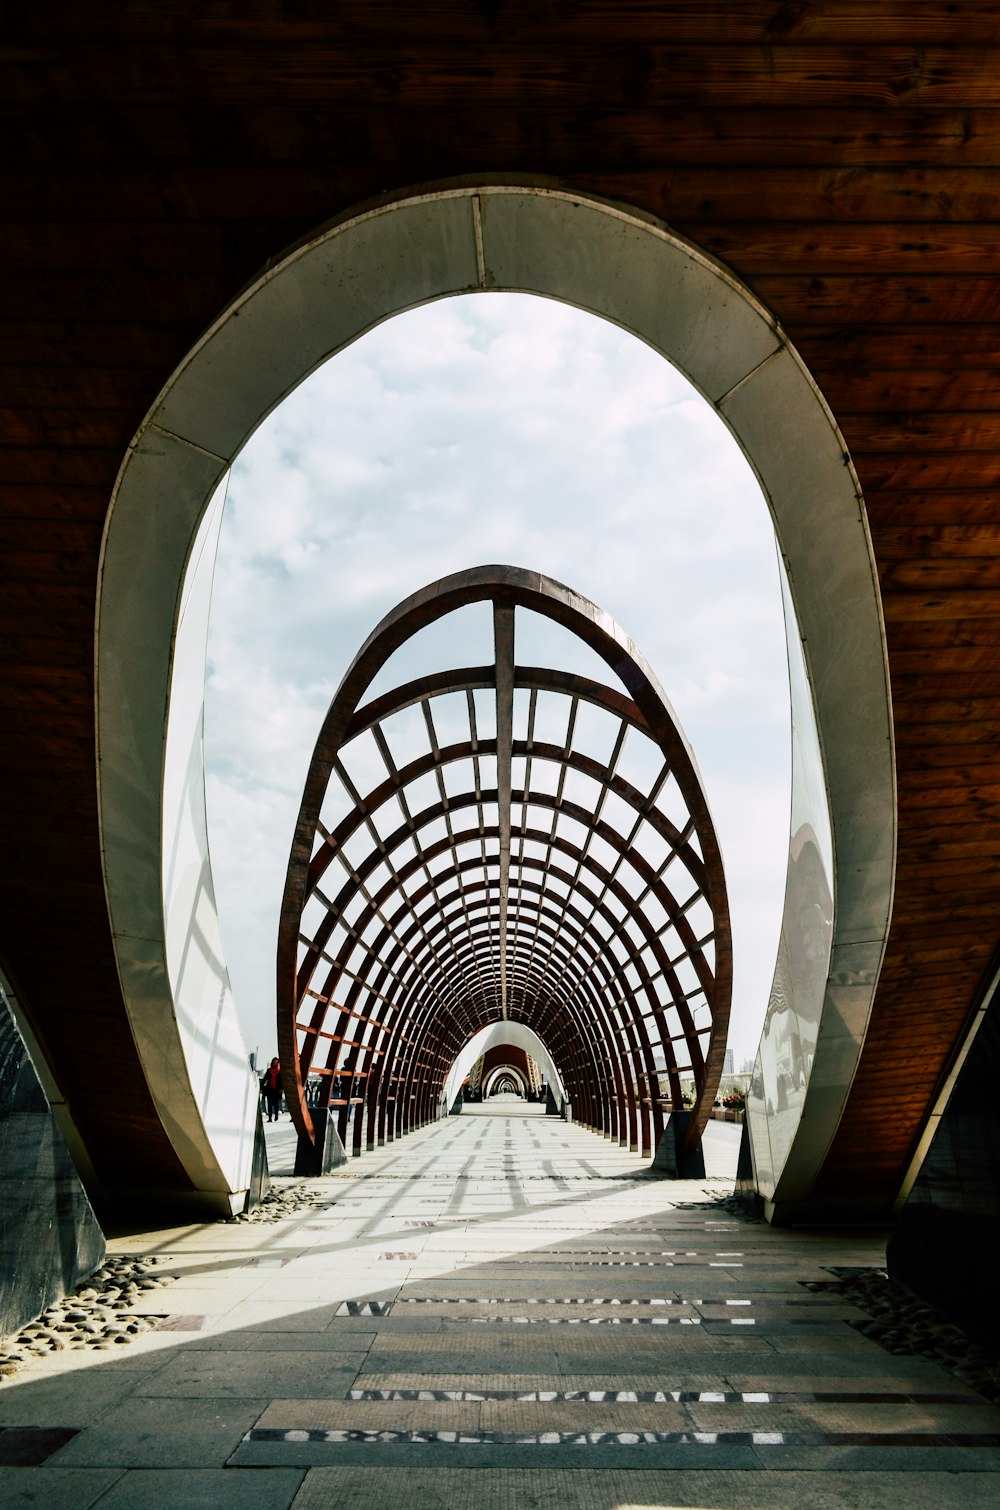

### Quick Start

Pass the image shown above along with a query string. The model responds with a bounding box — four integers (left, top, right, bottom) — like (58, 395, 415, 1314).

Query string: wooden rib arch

(278, 565, 732, 1160)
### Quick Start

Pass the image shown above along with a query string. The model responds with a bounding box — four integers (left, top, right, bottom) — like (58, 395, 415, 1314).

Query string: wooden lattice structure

(278, 567, 731, 1160)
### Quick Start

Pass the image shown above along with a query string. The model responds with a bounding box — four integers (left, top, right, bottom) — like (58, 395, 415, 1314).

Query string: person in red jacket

(261, 1057, 283, 1122)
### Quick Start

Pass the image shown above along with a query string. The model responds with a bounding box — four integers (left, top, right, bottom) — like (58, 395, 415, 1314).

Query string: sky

(203, 292, 791, 1071)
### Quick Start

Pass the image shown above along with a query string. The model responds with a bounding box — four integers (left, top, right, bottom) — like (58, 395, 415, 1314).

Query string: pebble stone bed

(228, 1178, 336, 1224)
(714, 1192, 1000, 1405)
(822, 1266, 1000, 1405)
(0, 1255, 175, 1377)
(0, 1179, 336, 1379)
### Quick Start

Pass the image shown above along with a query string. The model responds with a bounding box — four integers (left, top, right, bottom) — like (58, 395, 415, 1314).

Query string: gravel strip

(0, 1184, 337, 1376)
(813, 1266, 1000, 1405)
(699, 1197, 1000, 1403)
(0, 1255, 176, 1377)
(229, 1179, 337, 1224)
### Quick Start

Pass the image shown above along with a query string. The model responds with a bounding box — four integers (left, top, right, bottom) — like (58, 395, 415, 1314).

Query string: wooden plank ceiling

(2, 1, 1000, 1206)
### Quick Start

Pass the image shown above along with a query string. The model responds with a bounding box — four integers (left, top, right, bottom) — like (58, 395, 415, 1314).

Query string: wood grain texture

(2, 2, 999, 1209)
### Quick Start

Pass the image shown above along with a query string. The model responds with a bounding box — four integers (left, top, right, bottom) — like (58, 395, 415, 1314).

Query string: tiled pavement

(2, 1103, 1000, 1507)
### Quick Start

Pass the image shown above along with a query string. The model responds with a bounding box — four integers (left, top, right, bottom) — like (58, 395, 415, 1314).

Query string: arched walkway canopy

(279, 566, 732, 1159)
(477, 1044, 542, 1100)
(92, 182, 892, 1216)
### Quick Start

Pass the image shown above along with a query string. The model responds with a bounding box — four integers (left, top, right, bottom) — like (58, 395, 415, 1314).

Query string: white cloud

(204, 292, 791, 1068)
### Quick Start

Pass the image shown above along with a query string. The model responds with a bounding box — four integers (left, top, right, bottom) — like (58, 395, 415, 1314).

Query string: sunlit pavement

(3, 1103, 1000, 1508)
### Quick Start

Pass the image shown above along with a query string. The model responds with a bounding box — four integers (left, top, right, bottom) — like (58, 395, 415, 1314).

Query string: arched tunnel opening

(475, 1045, 542, 1103)
(279, 565, 731, 1172)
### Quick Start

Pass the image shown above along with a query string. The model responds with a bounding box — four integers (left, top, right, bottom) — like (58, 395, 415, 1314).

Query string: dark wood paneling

(2, 2, 1000, 1210)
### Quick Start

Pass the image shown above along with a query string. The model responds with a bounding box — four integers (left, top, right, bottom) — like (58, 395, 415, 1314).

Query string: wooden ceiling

(3, 1, 1000, 1207)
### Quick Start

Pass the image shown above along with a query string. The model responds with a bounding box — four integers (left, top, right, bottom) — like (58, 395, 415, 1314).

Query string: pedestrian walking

(261, 1057, 283, 1122)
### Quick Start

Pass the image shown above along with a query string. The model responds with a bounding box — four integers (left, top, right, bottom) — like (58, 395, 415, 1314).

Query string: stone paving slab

(361, 1346, 563, 1373)
(723, 1370, 976, 1393)
(231, 1436, 763, 1470)
(1, 1343, 176, 1376)
(0, 1362, 172, 1425)
(181, 1329, 377, 1354)
(722, 1356, 958, 1383)
(547, 1348, 778, 1375)
(96, 1466, 306, 1508)
(764, 1332, 889, 1356)
(746, 1445, 1000, 1473)
(210, 1304, 344, 1330)
(475, 1400, 694, 1431)
(288, 1466, 1000, 1507)
(132, 1351, 361, 1399)
(353, 1372, 745, 1392)
(0, 1467, 124, 1509)
(2, 1109, 999, 1503)
(685, 1400, 1000, 1433)
(259, 1399, 484, 1430)
(49, 1397, 270, 1467)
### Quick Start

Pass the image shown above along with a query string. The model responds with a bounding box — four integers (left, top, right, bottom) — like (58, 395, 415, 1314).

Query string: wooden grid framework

(278, 567, 732, 1161)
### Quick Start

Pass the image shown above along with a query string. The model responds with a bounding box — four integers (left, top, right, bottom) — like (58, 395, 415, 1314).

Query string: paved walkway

(3, 1104, 1000, 1507)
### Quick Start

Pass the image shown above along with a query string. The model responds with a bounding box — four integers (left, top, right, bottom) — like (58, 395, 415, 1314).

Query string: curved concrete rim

(95, 178, 895, 1208)
(443, 1022, 565, 1108)
(484, 1068, 530, 1097)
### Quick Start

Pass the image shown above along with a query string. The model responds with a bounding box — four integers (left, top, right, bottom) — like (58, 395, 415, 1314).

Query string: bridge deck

(2, 1109, 998, 1506)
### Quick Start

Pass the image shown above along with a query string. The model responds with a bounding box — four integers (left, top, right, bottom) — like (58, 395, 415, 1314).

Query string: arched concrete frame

(484, 1066, 529, 1098)
(95, 180, 894, 1213)
(443, 1022, 565, 1109)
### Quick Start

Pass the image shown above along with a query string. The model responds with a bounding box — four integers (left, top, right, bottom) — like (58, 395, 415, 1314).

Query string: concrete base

(294, 1107, 349, 1176)
(449, 1095, 463, 1116)
(650, 1110, 706, 1179)
(545, 1086, 560, 1116)
(243, 1105, 271, 1212)
(733, 1117, 763, 1215)
(888, 971, 1000, 1348)
(0, 987, 105, 1335)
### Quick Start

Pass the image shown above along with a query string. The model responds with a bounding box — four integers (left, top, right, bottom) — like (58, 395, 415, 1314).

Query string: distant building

(723, 1049, 734, 1075)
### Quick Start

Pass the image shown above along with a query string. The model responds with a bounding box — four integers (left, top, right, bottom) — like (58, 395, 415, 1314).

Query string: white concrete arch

(96, 180, 894, 1212)
(484, 1067, 529, 1098)
(442, 1021, 566, 1110)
